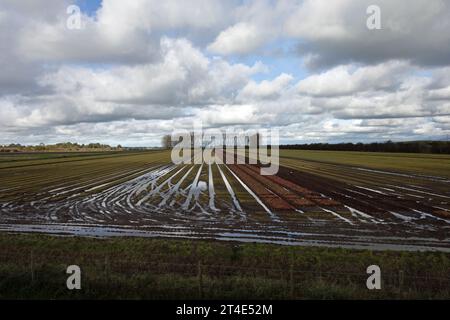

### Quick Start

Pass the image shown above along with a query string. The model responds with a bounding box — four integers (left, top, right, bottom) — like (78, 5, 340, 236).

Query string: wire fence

(1, 250, 449, 298)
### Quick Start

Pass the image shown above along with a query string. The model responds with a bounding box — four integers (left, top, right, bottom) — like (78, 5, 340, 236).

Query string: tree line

(161, 133, 262, 149)
(0, 142, 123, 152)
(280, 140, 450, 154)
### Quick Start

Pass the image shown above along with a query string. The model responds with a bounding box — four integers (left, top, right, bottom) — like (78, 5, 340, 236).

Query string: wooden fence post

(399, 270, 404, 290)
(198, 260, 203, 299)
(30, 250, 35, 284)
(105, 255, 109, 281)
(290, 263, 294, 299)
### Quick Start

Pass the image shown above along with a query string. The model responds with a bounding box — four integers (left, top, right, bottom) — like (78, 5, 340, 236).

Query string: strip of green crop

(280, 150, 450, 178)
(0, 233, 450, 299)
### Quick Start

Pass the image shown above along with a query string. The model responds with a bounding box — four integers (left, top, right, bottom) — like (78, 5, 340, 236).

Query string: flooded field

(1, 150, 450, 251)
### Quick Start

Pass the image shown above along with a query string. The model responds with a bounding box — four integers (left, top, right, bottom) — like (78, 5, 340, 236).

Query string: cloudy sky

(1, 0, 450, 146)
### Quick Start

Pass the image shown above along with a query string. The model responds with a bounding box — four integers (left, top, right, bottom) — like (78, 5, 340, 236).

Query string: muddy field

(0, 150, 449, 251)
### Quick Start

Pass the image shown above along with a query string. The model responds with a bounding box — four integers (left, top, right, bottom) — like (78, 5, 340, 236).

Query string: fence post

(318, 259, 322, 282)
(30, 250, 35, 284)
(105, 255, 109, 282)
(399, 270, 404, 290)
(198, 260, 203, 299)
(290, 263, 294, 299)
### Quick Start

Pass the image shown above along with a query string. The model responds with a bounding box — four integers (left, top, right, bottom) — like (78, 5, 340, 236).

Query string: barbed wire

(1, 252, 449, 282)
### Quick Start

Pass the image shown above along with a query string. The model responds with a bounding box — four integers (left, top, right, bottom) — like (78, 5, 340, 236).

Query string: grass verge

(0, 233, 449, 299)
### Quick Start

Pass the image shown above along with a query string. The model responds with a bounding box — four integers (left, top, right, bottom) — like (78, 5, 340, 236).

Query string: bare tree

(161, 135, 172, 149)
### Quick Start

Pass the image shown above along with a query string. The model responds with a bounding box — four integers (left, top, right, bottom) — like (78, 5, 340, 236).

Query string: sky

(1, 0, 450, 146)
